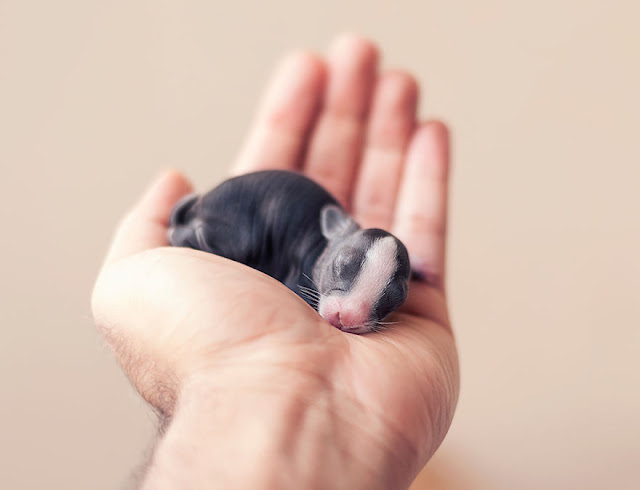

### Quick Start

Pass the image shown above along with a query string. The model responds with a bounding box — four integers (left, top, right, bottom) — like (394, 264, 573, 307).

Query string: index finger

(104, 170, 194, 265)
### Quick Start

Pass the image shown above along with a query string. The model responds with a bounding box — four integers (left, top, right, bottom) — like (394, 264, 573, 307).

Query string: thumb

(104, 170, 193, 264)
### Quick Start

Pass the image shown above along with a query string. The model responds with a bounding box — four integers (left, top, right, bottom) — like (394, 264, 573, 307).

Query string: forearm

(141, 369, 405, 490)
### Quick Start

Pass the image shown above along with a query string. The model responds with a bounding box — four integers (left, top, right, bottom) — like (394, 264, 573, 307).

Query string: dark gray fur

(168, 170, 411, 329)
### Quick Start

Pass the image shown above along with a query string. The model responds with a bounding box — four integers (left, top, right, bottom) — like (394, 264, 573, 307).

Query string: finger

(303, 34, 378, 208)
(233, 51, 327, 175)
(105, 170, 194, 264)
(392, 121, 451, 290)
(353, 71, 418, 229)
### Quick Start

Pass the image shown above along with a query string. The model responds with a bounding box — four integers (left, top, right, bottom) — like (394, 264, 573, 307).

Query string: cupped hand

(92, 34, 458, 489)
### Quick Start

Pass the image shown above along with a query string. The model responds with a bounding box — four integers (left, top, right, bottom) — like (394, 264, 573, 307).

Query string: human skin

(91, 34, 459, 490)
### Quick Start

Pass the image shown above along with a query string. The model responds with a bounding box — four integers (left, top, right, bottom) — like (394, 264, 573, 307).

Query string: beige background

(1, 1, 639, 489)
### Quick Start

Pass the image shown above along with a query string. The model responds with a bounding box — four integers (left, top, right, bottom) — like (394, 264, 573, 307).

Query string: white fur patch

(348, 236, 398, 308)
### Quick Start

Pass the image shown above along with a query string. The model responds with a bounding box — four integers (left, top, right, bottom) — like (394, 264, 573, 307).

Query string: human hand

(92, 34, 458, 490)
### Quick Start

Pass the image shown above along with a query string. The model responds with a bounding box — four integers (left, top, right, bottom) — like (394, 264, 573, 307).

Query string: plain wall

(1, 1, 638, 489)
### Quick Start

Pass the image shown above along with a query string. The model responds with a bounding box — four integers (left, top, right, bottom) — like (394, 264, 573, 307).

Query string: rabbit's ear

(169, 193, 199, 228)
(320, 204, 359, 240)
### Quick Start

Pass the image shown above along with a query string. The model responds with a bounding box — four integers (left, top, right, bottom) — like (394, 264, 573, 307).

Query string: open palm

(92, 35, 458, 488)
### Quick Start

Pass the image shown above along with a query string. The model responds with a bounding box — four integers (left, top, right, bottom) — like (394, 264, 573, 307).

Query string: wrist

(141, 365, 405, 490)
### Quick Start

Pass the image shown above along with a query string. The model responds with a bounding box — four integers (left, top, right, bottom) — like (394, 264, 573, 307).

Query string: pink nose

(323, 307, 369, 330)
(338, 309, 369, 328)
(325, 311, 342, 329)
(320, 297, 371, 330)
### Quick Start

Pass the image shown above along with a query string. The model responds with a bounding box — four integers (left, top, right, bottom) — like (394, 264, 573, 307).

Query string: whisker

(299, 292, 321, 302)
(297, 285, 321, 299)
(302, 273, 318, 288)
(299, 296, 319, 306)
(364, 322, 386, 333)
(359, 319, 404, 333)
(297, 286, 321, 307)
